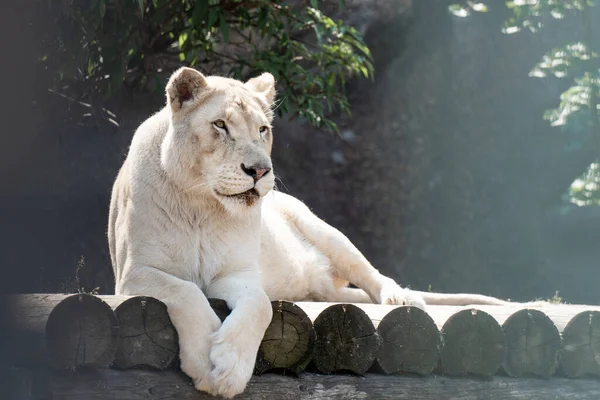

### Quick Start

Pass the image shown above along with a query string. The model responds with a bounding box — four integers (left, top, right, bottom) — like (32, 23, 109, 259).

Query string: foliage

(569, 162, 600, 205)
(449, 0, 600, 206)
(42, 0, 374, 132)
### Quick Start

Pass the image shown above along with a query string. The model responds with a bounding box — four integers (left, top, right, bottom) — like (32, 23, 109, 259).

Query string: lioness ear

(166, 67, 208, 112)
(245, 72, 276, 104)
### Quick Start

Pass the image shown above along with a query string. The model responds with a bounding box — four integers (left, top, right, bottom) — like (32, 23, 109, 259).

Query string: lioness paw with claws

(379, 282, 427, 310)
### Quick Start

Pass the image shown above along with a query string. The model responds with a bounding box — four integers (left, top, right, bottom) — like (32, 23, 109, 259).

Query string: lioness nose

(241, 163, 271, 182)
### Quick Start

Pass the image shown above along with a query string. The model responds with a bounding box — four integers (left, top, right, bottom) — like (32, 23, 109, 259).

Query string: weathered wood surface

(255, 301, 315, 374)
(375, 306, 441, 375)
(561, 311, 600, 378)
(109, 296, 179, 370)
(311, 304, 380, 374)
(439, 308, 506, 377)
(10, 367, 600, 400)
(6, 294, 119, 369)
(501, 309, 561, 378)
(102, 296, 231, 370)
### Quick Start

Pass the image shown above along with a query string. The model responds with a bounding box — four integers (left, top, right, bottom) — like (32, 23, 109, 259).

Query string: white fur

(109, 67, 512, 398)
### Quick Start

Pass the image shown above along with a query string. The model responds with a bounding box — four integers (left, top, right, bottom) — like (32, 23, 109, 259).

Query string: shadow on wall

(0, 1, 598, 304)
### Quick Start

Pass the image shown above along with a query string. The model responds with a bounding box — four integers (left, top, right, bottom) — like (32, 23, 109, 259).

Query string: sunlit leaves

(530, 43, 599, 78)
(544, 73, 600, 126)
(451, 0, 600, 207)
(42, 0, 374, 132)
(448, 2, 488, 18)
(503, 0, 589, 34)
(569, 162, 600, 206)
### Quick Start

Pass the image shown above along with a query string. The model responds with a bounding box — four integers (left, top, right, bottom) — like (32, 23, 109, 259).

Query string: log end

(440, 308, 505, 377)
(112, 296, 178, 370)
(560, 310, 600, 378)
(255, 300, 316, 374)
(377, 306, 441, 375)
(502, 309, 561, 378)
(313, 303, 380, 375)
(45, 293, 119, 369)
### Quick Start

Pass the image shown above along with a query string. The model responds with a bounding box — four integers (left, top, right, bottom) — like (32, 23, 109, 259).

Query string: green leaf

(220, 17, 230, 43)
(192, 0, 209, 29)
(207, 8, 219, 28)
(179, 32, 188, 48)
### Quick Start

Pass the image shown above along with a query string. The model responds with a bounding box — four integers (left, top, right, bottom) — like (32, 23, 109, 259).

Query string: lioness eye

(213, 120, 227, 129)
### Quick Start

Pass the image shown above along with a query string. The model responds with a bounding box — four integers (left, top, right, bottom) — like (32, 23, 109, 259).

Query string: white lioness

(108, 67, 509, 398)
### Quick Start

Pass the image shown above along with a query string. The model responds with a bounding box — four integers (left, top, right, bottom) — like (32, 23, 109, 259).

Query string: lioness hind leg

(275, 192, 425, 308)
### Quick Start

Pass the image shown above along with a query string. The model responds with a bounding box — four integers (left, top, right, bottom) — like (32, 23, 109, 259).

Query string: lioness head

(161, 67, 276, 213)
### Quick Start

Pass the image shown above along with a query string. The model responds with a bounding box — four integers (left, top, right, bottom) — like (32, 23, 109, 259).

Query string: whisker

(274, 173, 289, 193)
(183, 177, 216, 194)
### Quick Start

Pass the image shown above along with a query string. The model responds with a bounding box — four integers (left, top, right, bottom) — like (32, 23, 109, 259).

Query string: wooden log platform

(5, 294, 600, 399)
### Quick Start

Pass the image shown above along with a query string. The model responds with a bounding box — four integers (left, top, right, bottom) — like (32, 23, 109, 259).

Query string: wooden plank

(9, 367, 600, 400)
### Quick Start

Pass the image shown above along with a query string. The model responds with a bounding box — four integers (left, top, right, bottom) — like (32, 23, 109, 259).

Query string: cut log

(10, 367, 600, 400)
(310, 303, 380, 375)
(5, 293, 119, 369)
(439, 308, 506, 377)
(376, 306, 441, 375)
(255, 301, 315, 374)
(208, 298, 232, 322)
(501, 309, 561, 378)
(561, 311, 600, 378)
(110, 296, 178, 370)
(100, 296, 231, 370)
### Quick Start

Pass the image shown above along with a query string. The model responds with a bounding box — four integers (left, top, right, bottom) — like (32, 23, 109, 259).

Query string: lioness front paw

(178, 313, 222, 395)
(207, 329, 258, 398)
(379, 283, 427, 310)
(179, 347, 214, 394)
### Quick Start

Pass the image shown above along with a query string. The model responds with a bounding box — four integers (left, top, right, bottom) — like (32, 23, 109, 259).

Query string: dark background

(1, 1, 598, 304)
